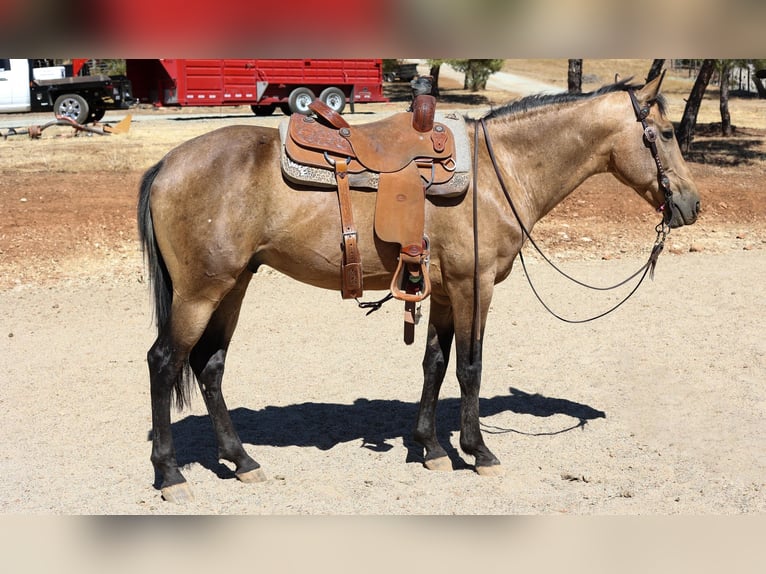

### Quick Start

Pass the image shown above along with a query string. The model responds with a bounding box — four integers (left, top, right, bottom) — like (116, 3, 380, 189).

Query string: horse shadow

(155, 387, 606, 482)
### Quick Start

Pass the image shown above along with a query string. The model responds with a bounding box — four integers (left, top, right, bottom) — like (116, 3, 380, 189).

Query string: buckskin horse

(138, 74, 700, 502)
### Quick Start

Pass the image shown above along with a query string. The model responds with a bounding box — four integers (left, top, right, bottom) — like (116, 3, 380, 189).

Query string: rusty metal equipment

(1, 114, 132, 140)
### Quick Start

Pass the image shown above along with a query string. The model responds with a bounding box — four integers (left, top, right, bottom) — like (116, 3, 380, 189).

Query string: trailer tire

(251, 104, 276, 116)
(54, 94, 89, 124)
(287, 87, 315, 115)
(319, 87, 346, 114)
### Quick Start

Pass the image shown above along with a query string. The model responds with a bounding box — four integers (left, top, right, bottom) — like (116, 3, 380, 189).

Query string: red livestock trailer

(121, 59, 388, 116)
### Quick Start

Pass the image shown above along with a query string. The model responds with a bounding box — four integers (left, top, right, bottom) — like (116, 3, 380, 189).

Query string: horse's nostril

(695, 201, 701, 215)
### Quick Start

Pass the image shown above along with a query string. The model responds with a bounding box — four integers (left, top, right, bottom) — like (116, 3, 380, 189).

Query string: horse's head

(610, 73, 701, 228)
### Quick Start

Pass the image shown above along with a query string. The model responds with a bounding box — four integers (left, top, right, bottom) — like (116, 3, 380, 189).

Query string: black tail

(137, 160, 172, 331)
(137, 160, 194, 408)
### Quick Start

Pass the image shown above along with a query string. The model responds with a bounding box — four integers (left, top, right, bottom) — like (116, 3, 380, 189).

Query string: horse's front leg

(454, 333, 501, 475)
(414, 296, 455, 471)
(452, 285, 502, 476)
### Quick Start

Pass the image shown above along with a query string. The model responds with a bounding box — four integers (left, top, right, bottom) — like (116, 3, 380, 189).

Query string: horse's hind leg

(414, 297, 455, 471)
(148, 298, 221, 503)
(189, 271, 265, 484)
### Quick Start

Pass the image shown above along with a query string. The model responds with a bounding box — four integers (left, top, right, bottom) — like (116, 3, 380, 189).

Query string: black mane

(476, 77, 666, 122)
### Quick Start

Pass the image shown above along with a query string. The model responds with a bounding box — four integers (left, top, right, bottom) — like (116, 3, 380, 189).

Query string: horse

(137, 73, 700, 502)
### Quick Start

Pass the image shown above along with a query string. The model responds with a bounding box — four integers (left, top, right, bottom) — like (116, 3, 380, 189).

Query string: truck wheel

(251, 104, 276, 116)
(287, 87, 315, 115)
(89, 107, 106, 123)
(54, 94, 89, 124)
(319, 87, 346, 114)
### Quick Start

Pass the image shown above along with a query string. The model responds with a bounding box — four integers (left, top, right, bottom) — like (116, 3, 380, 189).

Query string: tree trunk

(677, 59, 716, 153)
(753, 73, 766, 98)
(429, 63, 441, 98)
(568, 59, 582, 93)
(646, 59, 665, 82)
(719, 62, 732, 136)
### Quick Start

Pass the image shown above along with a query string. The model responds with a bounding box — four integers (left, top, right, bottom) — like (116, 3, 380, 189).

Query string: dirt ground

(1, 75, 765, 514)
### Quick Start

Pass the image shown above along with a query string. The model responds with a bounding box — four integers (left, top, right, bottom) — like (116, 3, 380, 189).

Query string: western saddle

(282, 93, 465, 341)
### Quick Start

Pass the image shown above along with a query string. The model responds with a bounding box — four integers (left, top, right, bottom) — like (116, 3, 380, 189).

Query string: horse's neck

(483, 97, 617, 223)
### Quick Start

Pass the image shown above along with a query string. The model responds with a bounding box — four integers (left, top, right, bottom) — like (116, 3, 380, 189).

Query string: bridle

(627, 88, 675, 229)
(473, 87, 676, 328)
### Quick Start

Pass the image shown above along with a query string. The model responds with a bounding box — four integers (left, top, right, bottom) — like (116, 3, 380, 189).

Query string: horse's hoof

(475, 463, 503, 477)
(161, 482, 195, 503)
(236, 467, 267, 483)
(424, 456, 453, 471)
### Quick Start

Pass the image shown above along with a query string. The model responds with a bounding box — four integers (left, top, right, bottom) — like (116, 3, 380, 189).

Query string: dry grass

(0, 115, 243, 174)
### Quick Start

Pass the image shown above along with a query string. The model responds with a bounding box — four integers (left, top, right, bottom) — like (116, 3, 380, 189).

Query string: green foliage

(447, 59, 503, 91)
(382, 59, 399, 75)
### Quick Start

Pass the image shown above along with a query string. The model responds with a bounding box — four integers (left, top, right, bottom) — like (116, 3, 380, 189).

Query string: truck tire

(89, 107, 106, 123)
(251, 104, 276, 116)
(287, 87, 315, 115)
(54, 94, 89, 124)
(319, 87, 346, 114)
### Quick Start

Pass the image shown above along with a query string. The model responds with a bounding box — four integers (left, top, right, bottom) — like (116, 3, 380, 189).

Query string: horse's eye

(661, 129, 675, 140)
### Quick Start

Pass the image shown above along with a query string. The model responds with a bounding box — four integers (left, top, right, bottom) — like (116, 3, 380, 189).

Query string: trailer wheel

(251, 104, 276, 116)
(287, 87, 315, 115)
(319, 87, 346, 114)
(54, 94, 89, 124)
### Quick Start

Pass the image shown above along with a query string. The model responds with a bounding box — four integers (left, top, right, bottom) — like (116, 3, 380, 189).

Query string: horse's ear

(637, 70, 666, 106)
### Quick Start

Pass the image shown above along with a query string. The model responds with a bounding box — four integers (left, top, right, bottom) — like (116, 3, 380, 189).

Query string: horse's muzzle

(669, 198, 701, 228)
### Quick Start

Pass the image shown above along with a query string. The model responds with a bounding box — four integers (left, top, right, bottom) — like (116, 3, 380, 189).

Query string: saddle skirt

(279, 111, 471, 198)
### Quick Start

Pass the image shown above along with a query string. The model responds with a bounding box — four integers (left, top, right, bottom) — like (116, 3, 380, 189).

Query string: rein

(475, 88, 673, 324)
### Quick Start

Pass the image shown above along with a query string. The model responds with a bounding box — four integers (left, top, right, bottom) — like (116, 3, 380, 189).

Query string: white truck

(0, 58, 133, 124)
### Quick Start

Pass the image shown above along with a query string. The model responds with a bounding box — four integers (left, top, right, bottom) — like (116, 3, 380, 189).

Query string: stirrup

(390, 256, 431, 303)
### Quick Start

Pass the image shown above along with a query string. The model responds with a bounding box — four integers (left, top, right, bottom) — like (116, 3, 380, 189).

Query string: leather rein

(474, 87, 674, 325)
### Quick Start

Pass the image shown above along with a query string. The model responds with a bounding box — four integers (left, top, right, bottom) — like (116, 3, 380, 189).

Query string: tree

(718, 60, 733, 136)
(646, 59, 665, 82)
(427, 59, 446, 97)
(677, 59, 716, 153)
(567, 59, 582, 93)
(448, 59, 503, 91)
(749, 59, 766, 98)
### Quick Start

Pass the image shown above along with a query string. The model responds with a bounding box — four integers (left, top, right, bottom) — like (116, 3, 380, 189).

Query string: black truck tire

(89, 107, 106, 122)
(54, 93, 90, 124)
